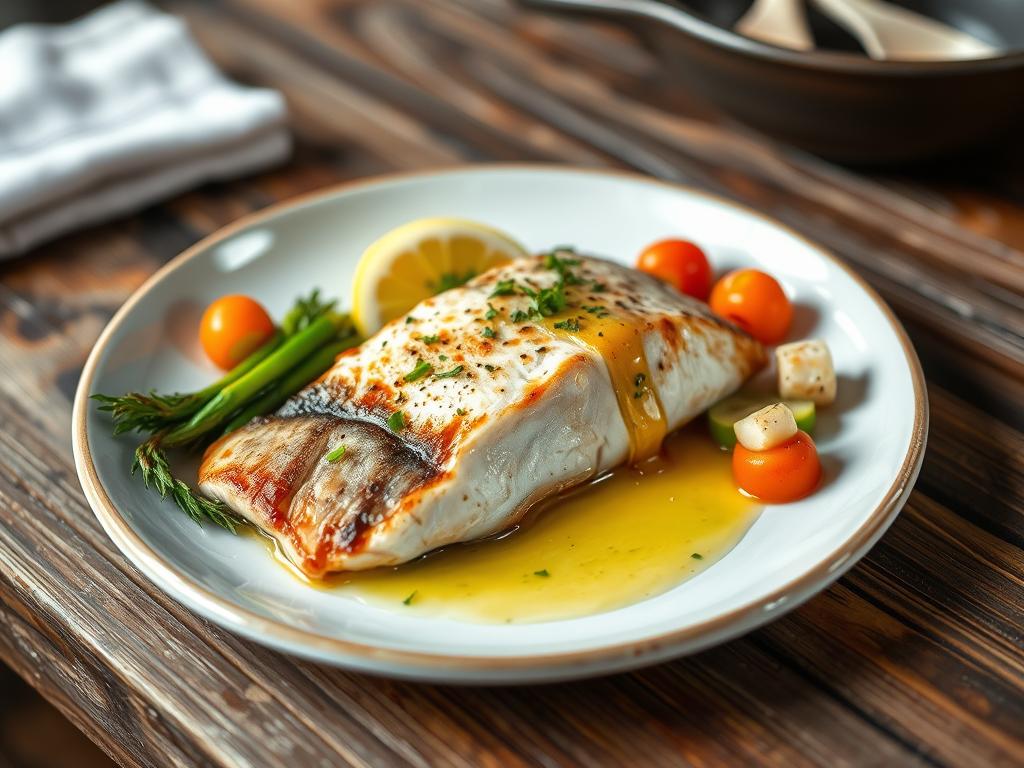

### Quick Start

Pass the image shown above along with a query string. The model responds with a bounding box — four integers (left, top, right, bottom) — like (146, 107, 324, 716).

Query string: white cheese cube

(734, 403, 798, 451)
(776, 339, 836, 405)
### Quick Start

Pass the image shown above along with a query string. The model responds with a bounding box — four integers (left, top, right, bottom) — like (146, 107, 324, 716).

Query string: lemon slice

(351, 217, 527, 336)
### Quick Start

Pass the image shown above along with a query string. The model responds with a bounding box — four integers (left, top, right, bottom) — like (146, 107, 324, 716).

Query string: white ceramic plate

(73, 166, 927, 683)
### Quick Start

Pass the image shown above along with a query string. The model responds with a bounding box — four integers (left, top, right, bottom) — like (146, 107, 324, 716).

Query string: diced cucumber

(708, 394, 815, 449)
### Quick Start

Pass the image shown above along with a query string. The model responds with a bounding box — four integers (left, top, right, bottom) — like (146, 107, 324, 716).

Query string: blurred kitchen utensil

(518, 0, 1024, 165)
(812, 0, 999, 60)
(735, 0, 813, 50)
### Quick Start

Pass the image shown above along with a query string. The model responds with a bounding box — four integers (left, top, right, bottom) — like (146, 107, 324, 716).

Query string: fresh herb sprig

(281, 288, 336, 336)
(132, 438, 242, 532)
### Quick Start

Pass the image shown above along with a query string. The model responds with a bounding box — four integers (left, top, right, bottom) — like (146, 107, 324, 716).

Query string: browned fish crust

(202, 414, 441, 573)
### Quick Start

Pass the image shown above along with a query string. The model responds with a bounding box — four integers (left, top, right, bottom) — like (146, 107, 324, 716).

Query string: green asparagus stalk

(221, 335, 360, 435)
(162, 312, 348, 448)
(94, 289, 337, 436)
(92, 330, 284, 435)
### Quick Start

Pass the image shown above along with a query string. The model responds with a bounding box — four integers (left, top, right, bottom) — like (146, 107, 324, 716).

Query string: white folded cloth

(0, 0, 291, 256)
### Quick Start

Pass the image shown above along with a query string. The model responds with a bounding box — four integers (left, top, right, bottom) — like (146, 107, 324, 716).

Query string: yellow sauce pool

(259, 426, 758, 624)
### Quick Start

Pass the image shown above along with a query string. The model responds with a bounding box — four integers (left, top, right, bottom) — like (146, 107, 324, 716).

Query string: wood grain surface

(1, 1, 1022, 766)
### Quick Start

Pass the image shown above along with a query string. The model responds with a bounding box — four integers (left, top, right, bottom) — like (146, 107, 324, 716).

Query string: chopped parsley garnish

(433, 271, 476, 293)
(522, 281, 566, 317)
(324, 445, 346, 463)
(435, 365, 464, 379)
(590, 281, 607, 293)
(544, 251, 583, 285)
(386, 410, 406, 432)
(553, 317, 580, 332)
(405, 315, 417, 324)
(420, 334, 440, 345)
(402, 591, 417, 605)
(485, 303, 499, 320)
(404, 359, 432, 382)
(544, 250, 580, 267)
(490, 251, 581, 326)
(691, 552, 704, 560)
(439, 354, 448, 361)
(484, 364, 495, 372)
(489, 279, 518, 297)
(482, 326, 495, 339)
(456, 408, 467, 416)
(633, 372, 648, 399)
(534, 569, 550, 577)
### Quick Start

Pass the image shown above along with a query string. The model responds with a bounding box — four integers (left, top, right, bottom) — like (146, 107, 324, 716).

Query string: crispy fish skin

(199, 255, 766, 577)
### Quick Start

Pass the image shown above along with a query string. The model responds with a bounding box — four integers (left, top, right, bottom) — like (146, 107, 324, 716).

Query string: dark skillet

(520, 0, 1024, 165)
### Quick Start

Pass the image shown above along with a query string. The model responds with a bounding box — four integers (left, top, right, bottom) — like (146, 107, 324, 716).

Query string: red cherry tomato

(709, 269, 792, 344)
(636, 239, 713, 301)
(199, 295, 275, 370)
(732, 430, 821, 503)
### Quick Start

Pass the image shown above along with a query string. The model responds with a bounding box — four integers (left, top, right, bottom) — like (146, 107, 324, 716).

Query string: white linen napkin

(0, 0, 291, 256)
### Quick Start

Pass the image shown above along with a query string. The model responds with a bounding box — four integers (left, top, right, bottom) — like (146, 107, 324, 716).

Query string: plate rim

(72, 163, 928, 677)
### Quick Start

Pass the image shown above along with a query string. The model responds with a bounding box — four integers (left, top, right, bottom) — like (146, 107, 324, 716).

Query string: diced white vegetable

(734, 403, 798, 451)
(776, 339, 836, 406)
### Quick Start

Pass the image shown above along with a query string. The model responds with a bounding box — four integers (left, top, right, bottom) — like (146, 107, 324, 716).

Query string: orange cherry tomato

(709, 269, 792, 345)
(636, 239, 713, 301)
(199, 295, 275, 370)
(732, 430, 821, 503)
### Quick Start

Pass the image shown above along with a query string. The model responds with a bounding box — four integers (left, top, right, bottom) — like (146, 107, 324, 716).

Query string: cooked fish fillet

(199, 254, 766, 577)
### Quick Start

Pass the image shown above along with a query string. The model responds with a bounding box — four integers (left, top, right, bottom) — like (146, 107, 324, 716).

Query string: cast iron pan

(520, 0, 1024, 165)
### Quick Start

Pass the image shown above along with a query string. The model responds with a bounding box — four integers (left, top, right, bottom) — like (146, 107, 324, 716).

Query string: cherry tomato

(199, 295, 275, 370)
(709, 269, 792, 345)
(732, 430, 821, 503)
(636, 239, 712, 300)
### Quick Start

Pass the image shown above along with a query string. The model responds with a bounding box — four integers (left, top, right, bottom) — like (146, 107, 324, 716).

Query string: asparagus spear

(92, 330, 284, 435)
(94, 288, 333, 435)
(221, 335, 359, 435)
(162, 311, 349, 448)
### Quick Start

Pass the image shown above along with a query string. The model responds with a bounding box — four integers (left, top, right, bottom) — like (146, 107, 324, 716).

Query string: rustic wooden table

(1, 1, 1022, 766)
